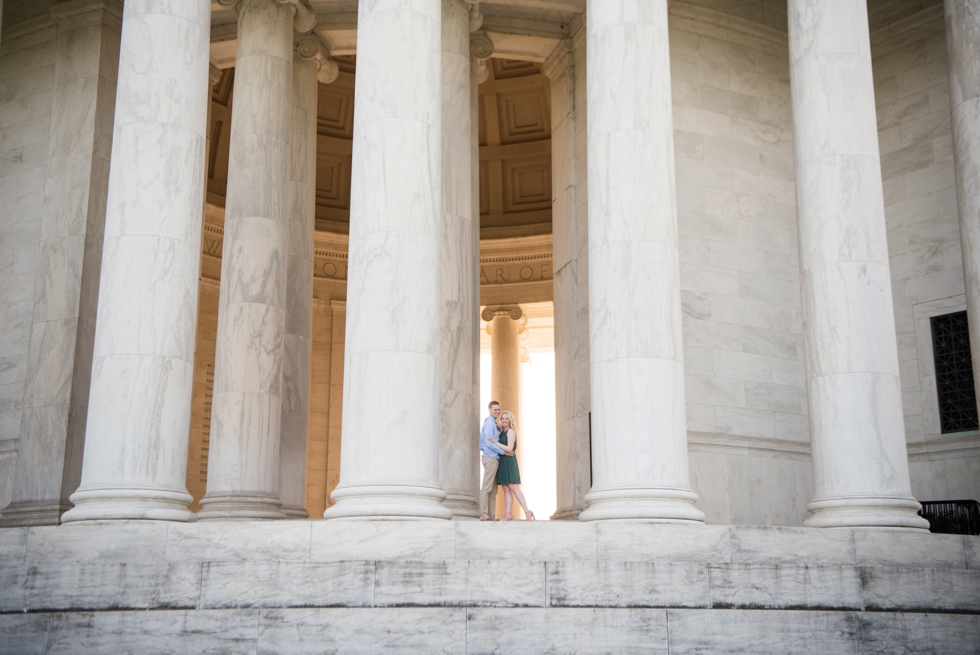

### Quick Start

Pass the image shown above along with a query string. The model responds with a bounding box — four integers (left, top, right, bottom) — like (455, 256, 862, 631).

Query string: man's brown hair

(488, 400, 500, 409)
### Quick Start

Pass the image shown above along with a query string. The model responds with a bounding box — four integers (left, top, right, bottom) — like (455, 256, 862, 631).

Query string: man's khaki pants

(480, 456, 499, 520)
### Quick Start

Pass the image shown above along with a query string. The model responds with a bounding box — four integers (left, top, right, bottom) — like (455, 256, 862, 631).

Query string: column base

(804, 495, 930, 529)
(62, 486, 193, 523)
(443, 492, 480, 520)
(281, 505, 311, 519)
(579, 487, 705, 522)
(0, 500, 72, 527)
(550, 507, 583, 521)
(324, 484, 453, 520)
(196, 492, 286, 520)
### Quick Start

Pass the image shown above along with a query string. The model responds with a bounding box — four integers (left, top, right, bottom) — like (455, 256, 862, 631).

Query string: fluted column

(323, 0, 451, 520)
(578, 0, 703, 523)
(61, 0, 210, 522)
(946, 0, 980, 402)
(277, 35, 320, 519)
(788, 0, 927, 529)
(198, 0, 298, 520)
(438, 0, 479, 520)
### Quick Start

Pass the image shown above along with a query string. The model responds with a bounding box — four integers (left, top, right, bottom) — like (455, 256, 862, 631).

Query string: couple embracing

(479, 400, 535, 521)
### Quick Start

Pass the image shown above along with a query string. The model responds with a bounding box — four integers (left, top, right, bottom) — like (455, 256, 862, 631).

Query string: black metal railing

(918, 500, 980, 536)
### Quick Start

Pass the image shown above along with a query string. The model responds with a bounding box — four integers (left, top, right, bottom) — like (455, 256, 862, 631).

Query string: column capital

(218, 0, 315, 33)
(482, 306, 522, 322)
(295, 33, 339, 84)
(471, 31, 494, 84)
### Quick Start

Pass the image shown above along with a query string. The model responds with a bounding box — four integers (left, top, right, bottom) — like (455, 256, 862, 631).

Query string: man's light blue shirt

(480, 416, 505, 459)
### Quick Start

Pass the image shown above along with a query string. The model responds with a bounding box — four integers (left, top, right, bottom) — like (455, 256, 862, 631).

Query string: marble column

(484, 306, 525, 519)
(0, 0, 122, 526)
(277, 36, 320, 519)
(946, 0, 980, 403)
(323, 0, 451, 520)
(438, 0, 479, 520)
(578, 0, 703, 523)
(198, 0, 296, 520)
(544, 36, 591, 521)
(788, 0, 927, 529)
(60, 0, 210, 522)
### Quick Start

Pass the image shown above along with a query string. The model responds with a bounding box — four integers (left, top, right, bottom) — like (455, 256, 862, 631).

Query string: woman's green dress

(496, 429, 521, 484)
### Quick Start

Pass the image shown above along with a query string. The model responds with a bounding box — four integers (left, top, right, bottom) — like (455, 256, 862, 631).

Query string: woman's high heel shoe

(504, 512, 513, 521)
(525, 510, 535, 521)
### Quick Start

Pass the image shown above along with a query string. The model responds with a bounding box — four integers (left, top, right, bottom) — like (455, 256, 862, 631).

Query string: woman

(495, 411, 535, 521)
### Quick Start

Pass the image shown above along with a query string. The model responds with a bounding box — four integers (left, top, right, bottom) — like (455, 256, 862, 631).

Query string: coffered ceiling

(205, 56, 552, 239)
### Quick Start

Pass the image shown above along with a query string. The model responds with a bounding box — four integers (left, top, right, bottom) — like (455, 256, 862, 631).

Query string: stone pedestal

(0, 1, 122, 527)
(60, 0, 211, 522)
(278, 37, 320, 520)
(438, 0, 480, 520)
(788, 0, 927, 529)
(199, 0, 295, 520)
(578, 0, 703, 523)
(945, 0, 980, 403)
(323, 0, 451, 520)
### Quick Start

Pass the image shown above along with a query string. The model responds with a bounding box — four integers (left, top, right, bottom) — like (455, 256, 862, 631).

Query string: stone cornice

(670, 1, 788, 48)
(870, 3, 945, 47)
(201, 218, 552, 288)
(906, 434, 980, 461)
(688, 432, 811, 460)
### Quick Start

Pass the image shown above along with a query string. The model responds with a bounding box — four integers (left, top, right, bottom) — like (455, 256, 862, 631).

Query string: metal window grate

(930, 311, 979, 434)
(918, 500, 980, 536)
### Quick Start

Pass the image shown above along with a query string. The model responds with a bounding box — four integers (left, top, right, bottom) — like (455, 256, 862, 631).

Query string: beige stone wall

(0, 1, 59, 510)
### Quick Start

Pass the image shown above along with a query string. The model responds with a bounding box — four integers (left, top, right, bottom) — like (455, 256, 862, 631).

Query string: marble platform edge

(1, 608, 979, 655)
(0, 521, 976, 568)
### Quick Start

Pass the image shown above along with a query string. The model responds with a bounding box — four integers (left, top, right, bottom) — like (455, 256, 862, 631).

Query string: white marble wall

(0, 4, 59, 513)
(669, 4, 807, 451)
(870, 2, 980, 502)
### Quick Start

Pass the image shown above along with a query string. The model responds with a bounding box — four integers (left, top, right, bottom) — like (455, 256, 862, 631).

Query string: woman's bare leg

(508, 485, 533, 519)
(503, 487, 514, 519)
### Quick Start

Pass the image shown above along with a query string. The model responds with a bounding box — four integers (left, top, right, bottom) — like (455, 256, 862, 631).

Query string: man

(479, 400, 511, 521)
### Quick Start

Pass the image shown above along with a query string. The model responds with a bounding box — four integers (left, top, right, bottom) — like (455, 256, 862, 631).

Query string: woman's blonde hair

(499, 410, 517, 433)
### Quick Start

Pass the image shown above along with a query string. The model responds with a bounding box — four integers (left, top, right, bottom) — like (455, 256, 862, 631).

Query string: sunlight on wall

(479, 352, 557, 520)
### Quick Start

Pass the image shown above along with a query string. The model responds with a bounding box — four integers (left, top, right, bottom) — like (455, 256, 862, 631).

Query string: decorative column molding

(198, 0, 296, 520)
(0, 0, 123, 526)
(277, 35, 320, 520)
(787, 0, 927, 529)
(323, 0, 451, 520)
(944, 0, 980, 404)
(439, 0, 480, 520)
(60, 0, 211, 522)
(470, 31, 494, 84)
(578, 0, 704, 523)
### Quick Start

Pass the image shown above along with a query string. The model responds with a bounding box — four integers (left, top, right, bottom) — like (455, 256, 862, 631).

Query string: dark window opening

(930, 311, 979, 434)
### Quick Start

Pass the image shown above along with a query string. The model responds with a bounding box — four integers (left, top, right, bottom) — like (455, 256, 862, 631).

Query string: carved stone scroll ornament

(463, 0, 483, 32)
(296, 34, 339, 85)
(470, 31, 494, 84)
(217, 0, 316, 33)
